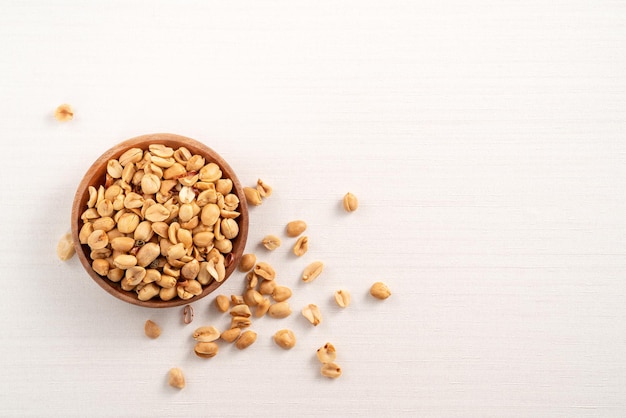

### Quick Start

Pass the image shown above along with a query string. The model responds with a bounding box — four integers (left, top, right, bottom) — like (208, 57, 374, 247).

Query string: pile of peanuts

(76, 144, 245, 302)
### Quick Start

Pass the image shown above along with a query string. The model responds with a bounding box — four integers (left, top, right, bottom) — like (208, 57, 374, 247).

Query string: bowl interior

(71, 133, 249, 308)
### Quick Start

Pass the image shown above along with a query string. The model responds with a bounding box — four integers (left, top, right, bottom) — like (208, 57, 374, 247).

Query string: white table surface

(1, 1, 625, 417)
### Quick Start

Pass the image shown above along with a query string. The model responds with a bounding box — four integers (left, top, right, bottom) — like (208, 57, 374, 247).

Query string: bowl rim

(70, 133, 249, 308)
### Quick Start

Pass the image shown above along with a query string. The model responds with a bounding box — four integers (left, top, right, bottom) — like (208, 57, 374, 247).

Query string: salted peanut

(144, 320, 161, 339)
(92, 258, 110, 276)
(123, 192, 144, 209)
(244, 288, 263, 306)
(316, 342, 337, 363)
(96, 200, 114, 218)
(87, 229, 108, 250)
(231, 294, 245, 305)
(370, 282, 391, 300)
(181, 259, 200, 280)
(192, 231, 214, 248)
(216, 178, 233, 195)
(178, 186, 195, 204)
(194, 341, 219, 358)
(159, 286, 177, 301)
(144, 204, 170, 222)
(136, 243, 160, 267)
(134, 221, 154, 242)
(255, 298, 271, 317)
(193, 326, 220, 342)
(87, 186, 98, 208)
(138, 283, 160, 301)
(238, 253, 256, 272)
(119, 148, 143, 166)
(149, 144, 174, 158)
(285, 220, 306, 237)
(200, 203, 220, 226)
(143, 269, 161, 284)
(268, 302, 291, 318)
(254, 262, 276, 280)
(57, 233, 75, 261)
(245, 271, 258, 290)
(107, 268, 124, 283)
(110, 236, 135, 252)
(256, 179, 272, 197)
(107, 159, 123, 178)
(220, 327, 241, 343)
(258, 279, 276, 295)
(321, 362, 342, 378)
(243, 186, 262, 206)
(292, 236, 308, 257)
(302, 261, 324, 283)
(334, 290, 351, 308)
(79, 223, 93, 244)
(215, 294, 230, 312)
(235, 330, 257, 350)
(301, 304, 322, 326)
(113, 254, 137, 270)
(156, 274, 177, 289)
(230, 304, 251, 318)
(168, 367, 185, 389)
(272, 285, 292, 303)
(92, 216, 115, 232)
(54, 103, 74, 121)
(221, 219, 239, 240)
(162, 162, 185, 180)
(140, 173, 161, 195)
(179, 279, 202, 296)
(342, 192, 358, 212)
(117, 212, 140, 233)
(125, 266, 147, 286)
(273, 329, 296, 350)
(231, 316, 251, 329)
(261, 235, 281, 251)
(214, 238, 232, 254)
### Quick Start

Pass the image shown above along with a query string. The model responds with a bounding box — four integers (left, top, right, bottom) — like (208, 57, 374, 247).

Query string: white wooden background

(1, 1, 625, 416)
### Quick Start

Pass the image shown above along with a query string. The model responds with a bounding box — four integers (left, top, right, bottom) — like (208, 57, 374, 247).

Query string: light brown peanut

(334, 290, 351, 308)
(268, 302, 292, 318)
(316, 342, 337, 363)
(273, 329, 296, 350)
(144, 320, 161, 339)
(301, 304, 322, 326)
(302, 261, 324, 283)
(271, 285, 292, 302)
(54, 103, 74, 122)
(342, 192, 358, 212)
(321, 362, 342, 378)
(168, 367, 185, 389)
(370, 282, 391, 300)
(220, 327, 241, 343)
(193, 326, 221, 342)
(256, 179, 272, 197)
(261, 235, 281, 251)
(292, 235, 308, 256)
(57, 233, 75, 261)
(238, 253, 256, 272)
(285, 220, 306, 237)
(194, 342, 219, 358)
(235, 330, 257, 349)
(244, 187, 262, 206)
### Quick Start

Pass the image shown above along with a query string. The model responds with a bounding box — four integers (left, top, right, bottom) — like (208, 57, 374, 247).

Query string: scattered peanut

(342, 192, 358, 212)
(370, 282, 391, 300)
(235, 330, 257, 349)
(215, 294, 230, 312)
(244, 186, 262, 206)
(271, 285, 292, 303)
(144, 320, 161, 339)
(316, 342, 337, 363)
(56, 233, 76, 261)
(168, 367, 185, 389)
(256, 179, 272, 197)
(255, 297, 271, 317)
(285, 220, 307, 237)
(301, 304, 322, 326)
(292, 235, 308, 256)
(238, 253, 256, 272)
(54, 103, 74, 122)
(268, 301, 292, 318)
(193, 326, 220, 342)
(302, 261, 324, 283)
(273, 329, 296, 350)
(220, 327, 242, 343)
(194, 341, 219, 358)
(261, 235, 281, 251)
(321, 362, 342, 378)
(334, 290, 351, 308)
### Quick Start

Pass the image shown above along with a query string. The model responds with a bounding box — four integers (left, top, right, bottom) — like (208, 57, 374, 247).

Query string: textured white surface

(1, 1, 625, 416)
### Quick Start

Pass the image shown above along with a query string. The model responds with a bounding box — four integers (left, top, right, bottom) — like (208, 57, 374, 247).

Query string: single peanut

(268, 302, 292, 318)
(285, 220, 306, 237)
(244, 187, 262, 206)
(238, 253, 256, 272)
(193, 326, 220, 342)
(342, 192, 358, 212)
(271, 285, 292, 303)
(301, 304, 322, 326)
(256, 179, 272, 197)
(261, 235, 281, 251)
(54, 103, 74, 122)
(56, 233, 75, 261)
(144, 320, 161, 339)
(370, 281, 391, 300)
(194, 342, 219, 358)
(334, 289, 351, 308)
(316, 342, 337, 363)
(235, 330, 257, 349)
(292, 235, 308, 256)
(215, 294, 230, 312)
(168, 367, 185, 389)
(220, 327, 242, 343)
(273, 329, 296, 350)
(302, 261, 324, 283)
(321, 362, 342, 378)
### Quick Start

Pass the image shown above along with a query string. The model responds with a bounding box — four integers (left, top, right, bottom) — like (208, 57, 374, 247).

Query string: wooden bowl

(71, 133, 249, 308)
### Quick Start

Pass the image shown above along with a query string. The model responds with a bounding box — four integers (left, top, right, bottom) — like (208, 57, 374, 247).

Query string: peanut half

(302, 261, 324, 283)
(370, 282, 391, 300)
(235, 330, 257, 349)
(334, 290, 351, 308)
(57, 233, 76, 261)
(168, 367, 185, 389)
(342, 192, 358, 212)
(285, 220, 307, 237)
(144, 320, 161, 339)
(273, 329, 296, 350)
(301, 304, 322, 326)
(261, 235, 281, 251)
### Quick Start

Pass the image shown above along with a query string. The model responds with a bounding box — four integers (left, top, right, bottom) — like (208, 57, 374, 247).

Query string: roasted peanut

(220, 327, 242, 343)
(316, 342, 337, 363)
(168, 367, 185, 389)
(268, 302, 292, 318)
(54, 103, 74, 122)
(285, 220, 306, 237)
(334, 290, 351, 308)
(370, 282, 391, 299)
(342, 192, 358, 212)
(292, 235, 308, 256)
(273, 329, 296, 350)
(301, 304, 322, 326)
(271, 285, 292, 302)
(144, 320, 161, 339)
(321, 362, 342, 378)
(302, 261, 324, 283)
(194, 342, 219, 358)
(235, 330, 257, 349)
(238, 253, 256, 272)
(193, 326, 221, 342)
(56, 233, 75, 261)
